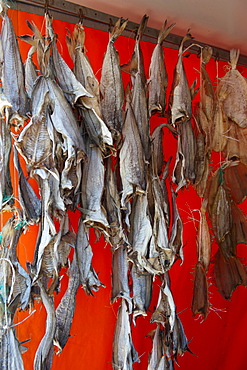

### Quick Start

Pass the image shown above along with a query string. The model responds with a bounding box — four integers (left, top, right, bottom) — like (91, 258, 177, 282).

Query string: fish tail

(157, 20, 176, 45)
(230, 48, 240, 70)
(136, 14, 149, 41)
(179, 29, 194, 54)
(110, 18, 128, 42)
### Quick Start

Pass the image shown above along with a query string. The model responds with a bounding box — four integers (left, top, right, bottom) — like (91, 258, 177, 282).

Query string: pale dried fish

(100, 18, 128, 138)
(148, 21, 176, 116)
(112, 299, 139, 370)
(111, 246, 131, 306)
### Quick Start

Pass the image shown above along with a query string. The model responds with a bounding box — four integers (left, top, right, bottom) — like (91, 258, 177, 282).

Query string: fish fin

(136, 14, 149, 41)
(121, 53, 138, 75)
(157, 20, 176, 45)
(110, 18, 128, 42)
(179, 29, 194, 54)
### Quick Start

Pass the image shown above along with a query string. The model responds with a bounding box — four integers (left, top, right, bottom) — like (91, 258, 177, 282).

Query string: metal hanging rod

(11, 0, 247, 67)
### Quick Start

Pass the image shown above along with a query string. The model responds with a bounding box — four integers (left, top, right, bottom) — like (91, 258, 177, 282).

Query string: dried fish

(112, 299, 139, 369)
(76, 218, 105, 294)
(128, 193, 152, 272)
(131, 264, 152, 319)
(148, 21, 175, 116)
(119, 96, 146, 219)
(0, 1, 28, 118)
(55, 251, 80, 352)
(0, 111, 13, 209)
(192, 261, 209, 318)
(100, 18, 128, 138)
(170, 32, 193, 124)
(34, 281, 56, 370)
(81, 135, 109, 232)
(218, 49, 247, 128)
(104, 157, 127, 250)
(111, 246, 131, 305)
(169, 189, 183, 262)
(197, 207, 211, 271)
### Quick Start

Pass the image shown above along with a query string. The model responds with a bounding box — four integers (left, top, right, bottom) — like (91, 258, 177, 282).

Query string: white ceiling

(72, 0, 247, 56)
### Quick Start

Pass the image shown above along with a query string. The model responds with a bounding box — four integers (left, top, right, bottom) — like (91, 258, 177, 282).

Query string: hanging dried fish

(199, 46, 214, 150)
(34, 281, 56, 370)
(81, 135, 109, 233)
(75, 218, 105, 295)
(169, 31, 193, 124)
(148, 20, 175, 116)
(0, 1, 28, 121)
(111, 246, 131, 305)
(104, 157, 128, 250)
(112, 299, 139, 370)
(218, 49, 247, 128)
(169, 189, 183, 262)
(66, 23, 101, 115)
(128, 193, 152, 272)
(100, 18, 128, 139)
(0, 108, 13, 209)
(119, 95, 146, 221)
(121, 14, 148, 86)
(55, 251, 80, 352)
(131, 264, 152, 320)
(191, 261, 209, 318)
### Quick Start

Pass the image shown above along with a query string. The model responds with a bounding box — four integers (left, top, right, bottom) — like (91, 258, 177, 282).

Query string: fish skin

(24, 45, 38, 100)
(111, 246, 131, 306)
(197, 208, 211, 271)
(104, 157, 128, 250)
(151, 124, 166, 177)
(55, 251, 80, 352)
(112, 299, 139, 370)
(211, 184, 232, 243)
(148, 21, 176, 117)
(0, 328, 25, 370)
(132, 72, 151, 161)
(34, 281, 56, 370)
(119, 99, 146, 217)
(169, 189, 183, 262)
(170, 33, 193, 124)
(121, 15, 148, 86)
(128, 193, 153, 272)
(81, 135, 109, 232)
(147, 324, 164, 370)
(68, 24, 101, 116)
(0, 3, 28, 117)
(0, 113, 13, 209)
(192, 261, 209, 319)
(100, 18, 128, 138)
(131, 264, 152, 320)
(76, 218, 105, 294)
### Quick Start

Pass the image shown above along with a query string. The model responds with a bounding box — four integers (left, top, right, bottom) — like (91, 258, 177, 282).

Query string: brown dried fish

(218, 49, 247, 128)
(192, 261, 209, 319)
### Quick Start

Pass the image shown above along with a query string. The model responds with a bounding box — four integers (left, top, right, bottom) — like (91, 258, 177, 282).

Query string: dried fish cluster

(0, 2, 247, 369)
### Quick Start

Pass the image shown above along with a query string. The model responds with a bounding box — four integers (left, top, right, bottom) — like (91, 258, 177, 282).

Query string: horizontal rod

(11, 0, 247, 67)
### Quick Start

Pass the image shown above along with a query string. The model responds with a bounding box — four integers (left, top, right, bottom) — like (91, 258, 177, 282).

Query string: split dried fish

(119, 96, 146, 219)
(131, 264, 152, 319)
(81, 135, 109, 232)
(100, 18, 128, 138)
(55, 251, 80, 352)
(148, 21, 175, 116)
(76, 218, 105, 294)
(34, 281, 56, 370)
(111, 246, 131, 305)
(112, 299, 139, 369)
(0, 1, 28, 119)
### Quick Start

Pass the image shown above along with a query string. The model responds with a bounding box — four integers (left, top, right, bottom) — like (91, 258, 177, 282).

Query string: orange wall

(7, 7, 247, 370)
